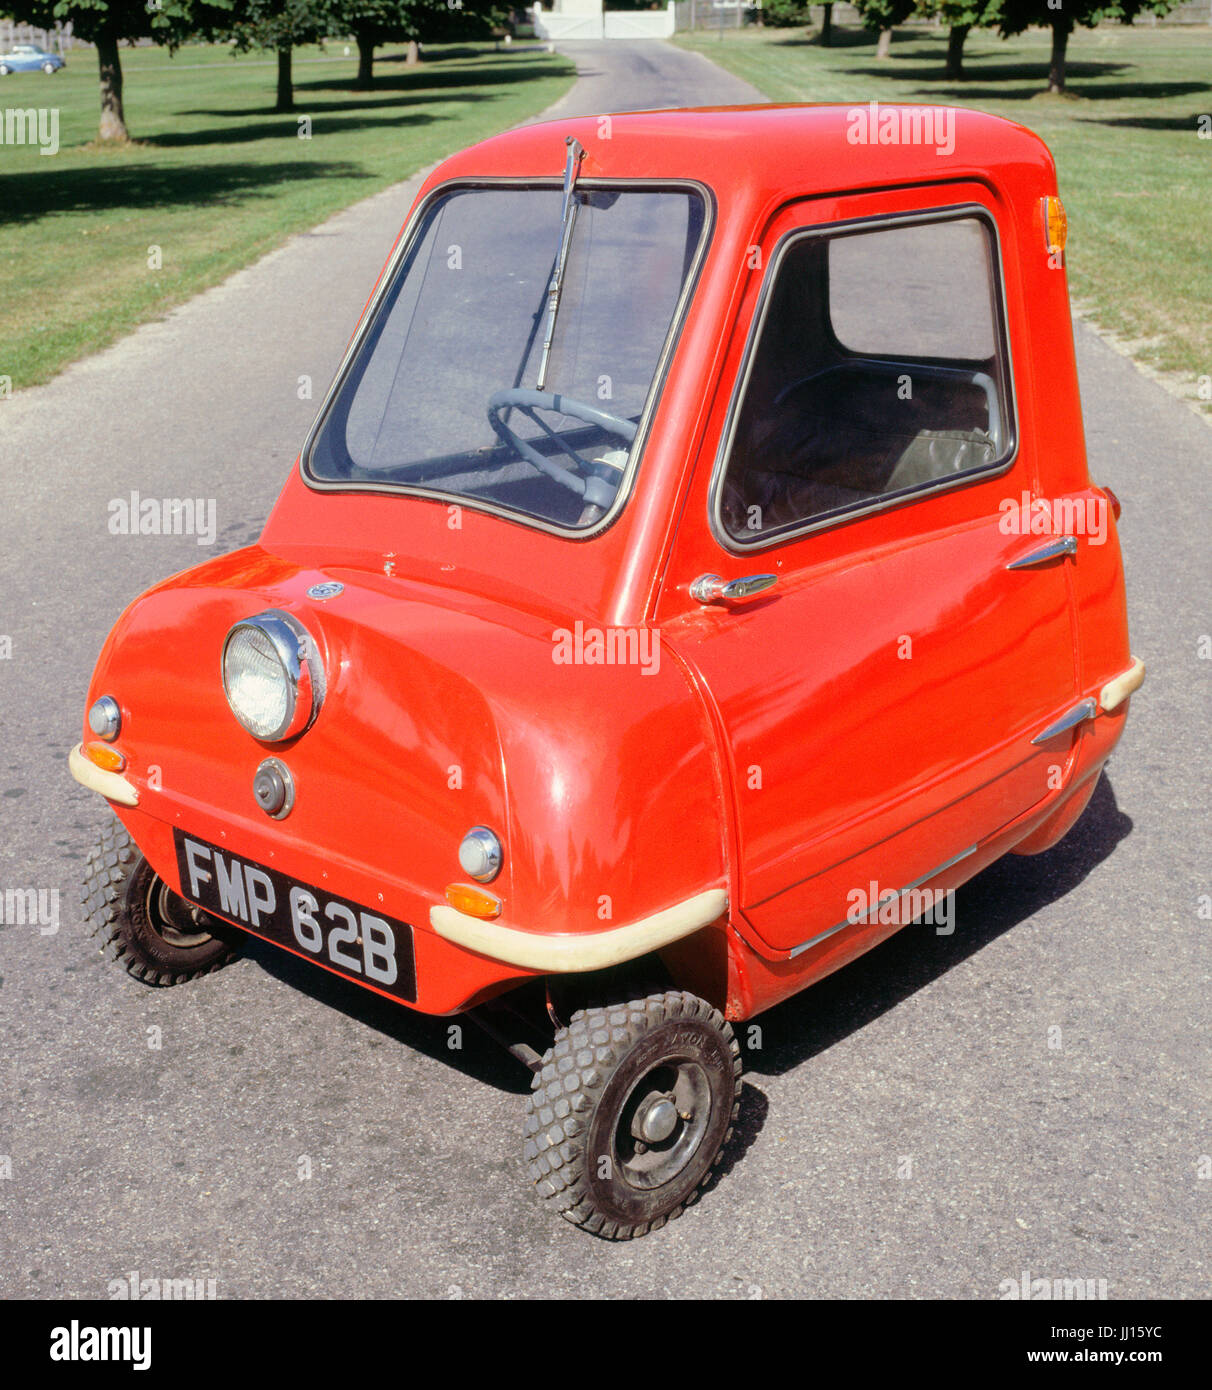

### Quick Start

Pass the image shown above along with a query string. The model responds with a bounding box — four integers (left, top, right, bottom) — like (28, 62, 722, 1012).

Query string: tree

(759, 0, 814, 25)
(920, 0, 1003, 79)
(337, 0, 496, 89)
(997, 0, 1177, 94)
(4, 1, 197, 141)
(851, 0, 918, 59)
(197, 0, 344, 113)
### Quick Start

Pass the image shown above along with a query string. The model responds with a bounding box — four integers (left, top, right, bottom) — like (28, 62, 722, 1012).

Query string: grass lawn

(0, 42, 574, 390)
(677, 25, 1211, 412)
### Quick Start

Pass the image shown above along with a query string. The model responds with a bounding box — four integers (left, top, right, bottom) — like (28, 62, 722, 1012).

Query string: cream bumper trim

(430, 888, 727, 973)
(1100, 656, 1146, 713)
(68, 743, 139, 807)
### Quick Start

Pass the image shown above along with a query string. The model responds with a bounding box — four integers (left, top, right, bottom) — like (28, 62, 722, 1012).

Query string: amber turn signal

(1042, 196, 1067, 257)
(445, 883, 502, 919)
(84, 742, 127, 773)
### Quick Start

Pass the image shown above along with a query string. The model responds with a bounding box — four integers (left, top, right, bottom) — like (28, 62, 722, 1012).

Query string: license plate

(173, 828, 416, 1002)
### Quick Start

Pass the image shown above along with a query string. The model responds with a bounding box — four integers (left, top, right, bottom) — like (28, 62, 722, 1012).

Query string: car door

(658, 190, 1081, 957)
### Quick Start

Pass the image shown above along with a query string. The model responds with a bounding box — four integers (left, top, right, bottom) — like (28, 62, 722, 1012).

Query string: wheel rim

(144, 879, 216, 950)
(613, 1059, 712, 1192)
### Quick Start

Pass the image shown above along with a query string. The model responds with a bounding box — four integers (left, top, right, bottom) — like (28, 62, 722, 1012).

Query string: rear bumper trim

(1099, 656, 1145, 713)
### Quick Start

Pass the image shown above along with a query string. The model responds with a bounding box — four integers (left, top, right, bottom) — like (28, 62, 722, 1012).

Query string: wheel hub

(633, 1095, 680, 1144)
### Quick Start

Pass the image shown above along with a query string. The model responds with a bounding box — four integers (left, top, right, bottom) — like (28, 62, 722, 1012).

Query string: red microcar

(71, 106, 1144, 1239)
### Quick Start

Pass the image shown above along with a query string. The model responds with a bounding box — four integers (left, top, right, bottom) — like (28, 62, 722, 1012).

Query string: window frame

(708, 202, 1020, 553)
(299, 176, 715, 542)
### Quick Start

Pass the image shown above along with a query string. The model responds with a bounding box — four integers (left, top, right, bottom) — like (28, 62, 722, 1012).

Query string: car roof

(422, 104, 1055, 205)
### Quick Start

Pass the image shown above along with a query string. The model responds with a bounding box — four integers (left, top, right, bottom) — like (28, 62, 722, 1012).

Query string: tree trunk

(276, 45, 293, 113)
(356, 33, 374, 89)
(405, 39, 420, 66)
(945, 23, 970, 80)
(819, 4, 833, 46)
(95, 31, 128, 142)
(876, 27, 892, 59)
(1048, 19, 1070, 94)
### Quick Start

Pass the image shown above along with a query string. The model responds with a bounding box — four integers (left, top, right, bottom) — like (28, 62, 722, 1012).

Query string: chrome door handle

(690, 573, 778, 605)
(1006, 536, 1077, 570)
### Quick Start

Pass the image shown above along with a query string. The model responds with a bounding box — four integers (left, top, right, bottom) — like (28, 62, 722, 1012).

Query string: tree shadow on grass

(740, 772, 1133, 1081)
(179, 58, 562, 120)
(1075, 113, 1211, 132)
(919, 79, 1210, 103)
(780, 27, 884, 49)
(843, 59, 1133, 88)
(141, 105, 445, 149)
(0, 158, 374, 225)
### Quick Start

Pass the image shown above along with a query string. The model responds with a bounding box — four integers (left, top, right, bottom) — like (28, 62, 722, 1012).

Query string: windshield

(305, 184, 707, 531)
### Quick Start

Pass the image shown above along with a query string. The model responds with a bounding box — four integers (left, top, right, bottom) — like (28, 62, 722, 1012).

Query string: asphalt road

(0, 41, 1208, 1301)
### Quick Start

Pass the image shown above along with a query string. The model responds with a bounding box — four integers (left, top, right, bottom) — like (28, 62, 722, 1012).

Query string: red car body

(72, 105, 1143, 1028)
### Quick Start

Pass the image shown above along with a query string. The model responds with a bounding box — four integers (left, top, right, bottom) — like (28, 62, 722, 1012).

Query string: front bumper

(430, 889, 727, 972)
(68, 743, 139, 807)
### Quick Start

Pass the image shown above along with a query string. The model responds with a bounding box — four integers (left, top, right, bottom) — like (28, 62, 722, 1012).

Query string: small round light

(253, 758, 294, 819)
(221, 611, 324, 743)
(88, 695, 121, 741)
(458, 826, 502, 883)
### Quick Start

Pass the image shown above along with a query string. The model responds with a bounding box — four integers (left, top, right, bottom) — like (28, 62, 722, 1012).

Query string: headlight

(458, 826, 502, 883)
(221, 611, 324, 742)
(87, 695, 121, 741)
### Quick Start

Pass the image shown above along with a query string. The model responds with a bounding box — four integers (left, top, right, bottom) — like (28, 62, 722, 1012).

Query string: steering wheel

(487, 389, 637, 510)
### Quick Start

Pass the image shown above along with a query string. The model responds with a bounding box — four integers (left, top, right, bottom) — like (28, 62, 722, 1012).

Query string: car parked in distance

(0, 43, 65, 75)
(70, 105, 1144, 1241)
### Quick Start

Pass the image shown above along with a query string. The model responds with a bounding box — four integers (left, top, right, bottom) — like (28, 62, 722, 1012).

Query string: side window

(718, 213, 1013, 544)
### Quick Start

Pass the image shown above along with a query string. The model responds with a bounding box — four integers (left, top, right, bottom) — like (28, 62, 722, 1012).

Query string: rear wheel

(82, 818, 242, 986)
(524, 990, 741, 1239)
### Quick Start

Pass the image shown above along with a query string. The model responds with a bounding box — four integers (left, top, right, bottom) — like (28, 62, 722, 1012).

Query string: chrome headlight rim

(458, 826, 503, 883)
(221, 609, 325, 744)
(87, 695, 122, 741)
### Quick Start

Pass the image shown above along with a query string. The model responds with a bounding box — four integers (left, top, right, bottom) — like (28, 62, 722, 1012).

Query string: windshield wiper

(534, 136, 585, 393)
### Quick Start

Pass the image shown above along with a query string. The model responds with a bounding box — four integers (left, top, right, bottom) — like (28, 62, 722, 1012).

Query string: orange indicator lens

(445, 883, 502, 919)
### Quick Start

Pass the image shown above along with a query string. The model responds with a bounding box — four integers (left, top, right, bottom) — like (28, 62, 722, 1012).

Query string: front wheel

(0, 66, 11, 76)
(43, 62, 57, 74)
(524, 990, 741, 1239)
(82, 818, 242, 986)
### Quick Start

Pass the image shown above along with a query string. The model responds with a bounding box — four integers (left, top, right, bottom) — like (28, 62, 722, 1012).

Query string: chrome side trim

(1031, 696, 1098, 745)
(430, 888, 727, 973)
(788, 844, 977, 958)
(1006, 535, 1077, 570)
(68, 743, 139, 808)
